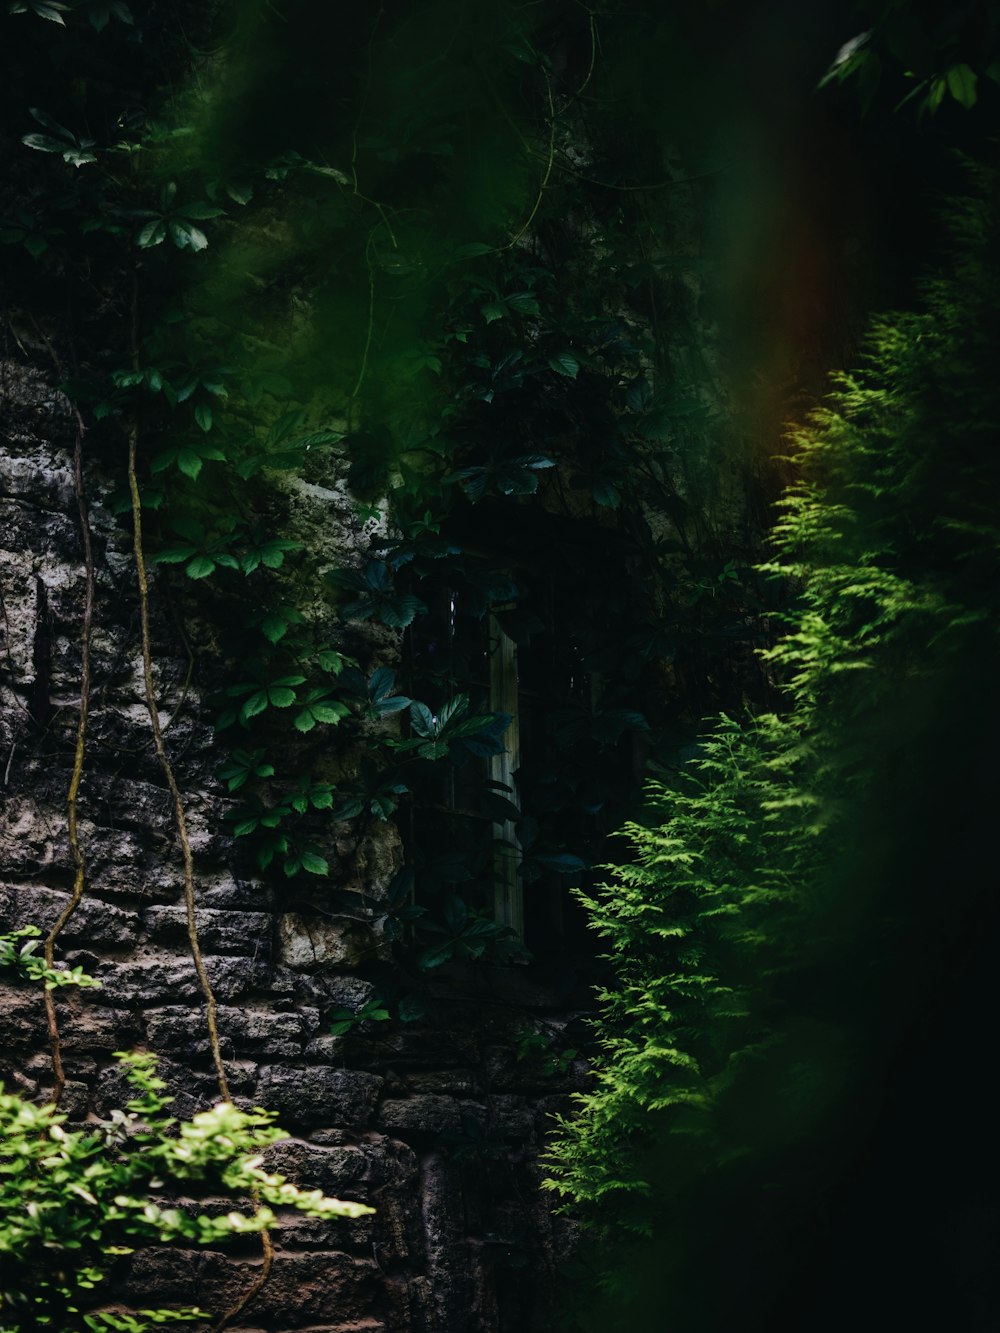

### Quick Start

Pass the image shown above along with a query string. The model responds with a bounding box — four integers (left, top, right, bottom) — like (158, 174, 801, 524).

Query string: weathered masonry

(0, 357, 587, 1332)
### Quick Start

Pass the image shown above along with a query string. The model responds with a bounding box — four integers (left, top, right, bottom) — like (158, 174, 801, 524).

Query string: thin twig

(125, 266, 229, 1102)
(43, 403, 95, 1104)
(24, 317, 97, 1105)
(127, 419, 230, 1101)
(124, 267, 275, 1326)
(211, 1230, 274, 1333)
(126, 427, 232, 1096)
(348, 233, 378, 425)
(569, 7, 598, 102)
(504, 73, 556, 252)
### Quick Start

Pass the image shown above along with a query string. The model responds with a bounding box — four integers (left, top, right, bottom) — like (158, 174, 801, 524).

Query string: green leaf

(378, 594, 426, 628)
(64, 147, 97, 168)
(22, 133, 67, 153)
(419, 942, 455, 969)
(548, 351, 580, 379)
(259, 612, 295, 643)
(240, 692, 268, 722)
(180, 202, 227, 221)
(928, 75, 948, 113)
(137, 219, 166, 248)
(176, 449, 204, 480)
(300, 852, 329, 875)
(437, 693, 470, 730)
(185, 554, 216, 579)
(331, 796, 365, 820)
(12, 2, 68, 23)
(417, 741, 450, 760)
(533, 852, 587, 875)
(170, 220, 208, 251)
(409, 701, 436, 738)
(311, 703, 349, 724)
(946, 63, 978, 110)
(592, 479, 621, 508)
(194, 403, 213, 432)
(261, 540, 300, 569)
(506, 292, 540, 315)
(292, 695, 348, 731)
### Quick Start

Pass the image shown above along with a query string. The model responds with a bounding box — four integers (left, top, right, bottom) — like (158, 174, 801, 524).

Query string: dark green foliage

(544, 167, 1000, 1330)
(0, 0, 761, 941)
(821, 1, 1000, 118)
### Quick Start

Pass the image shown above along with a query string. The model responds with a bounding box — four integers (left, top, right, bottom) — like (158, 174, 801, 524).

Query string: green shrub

(544, 167, 1000, 1327)
(0, 927, 373, 1332)
(0, 1050, 373, 1331)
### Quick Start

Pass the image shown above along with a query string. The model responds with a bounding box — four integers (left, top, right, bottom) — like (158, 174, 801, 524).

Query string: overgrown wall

(0, 356, 582, 1333)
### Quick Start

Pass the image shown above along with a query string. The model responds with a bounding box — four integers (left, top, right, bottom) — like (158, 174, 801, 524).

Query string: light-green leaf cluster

(0, 1053, 372, 1332)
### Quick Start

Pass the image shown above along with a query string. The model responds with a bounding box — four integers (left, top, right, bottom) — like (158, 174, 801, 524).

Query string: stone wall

(0, 358, 584, 1332)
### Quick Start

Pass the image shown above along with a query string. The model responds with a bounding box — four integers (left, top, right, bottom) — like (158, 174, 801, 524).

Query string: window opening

(403, 500, 652, 963)
(488, 612, 522, 937)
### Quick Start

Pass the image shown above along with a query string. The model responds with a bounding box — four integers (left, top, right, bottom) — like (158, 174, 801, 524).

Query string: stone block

(59, 1079, 90, 1118)
(347, 1026, 479, 1072)
(302, 1035, 346, 1063)
(144, 1007, 235, 1059)
(257, 1066, 384, 1128)
(0, 981, 46, 1045)
(93, 951, 272, 1005)
(404, 1069, 478, 1096)
(142, 905, 271, 954)
(0, 797, 62, 875)
(0, 446, 74, 510)
(353, 824, 403, 903)
(197, 874, 273, 910)
(263, 1139, 370, 1194)
(123, 1249, 381, 1326)
(277, 912, 375, 971)
(376, 1095, 486, 1139)
(0, 551, 38, 685)
(242, 1251, 381, 1325)
(57, 1002, 140, 1052)
(83, 829, 170, 899)
(220, 1007, 306, 1058)
(0, 883, 139, 948)
(485, 1094, 535, 1140)
(94, 1056, 256, 1122)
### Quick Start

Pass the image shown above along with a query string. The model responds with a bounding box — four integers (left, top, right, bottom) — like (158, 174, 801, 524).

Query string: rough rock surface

(0, 359, 583, 1331)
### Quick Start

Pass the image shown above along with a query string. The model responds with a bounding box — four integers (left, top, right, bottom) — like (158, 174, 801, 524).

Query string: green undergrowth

(544, 161, 1000, 1330)
(0, 932, 372, 1333)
